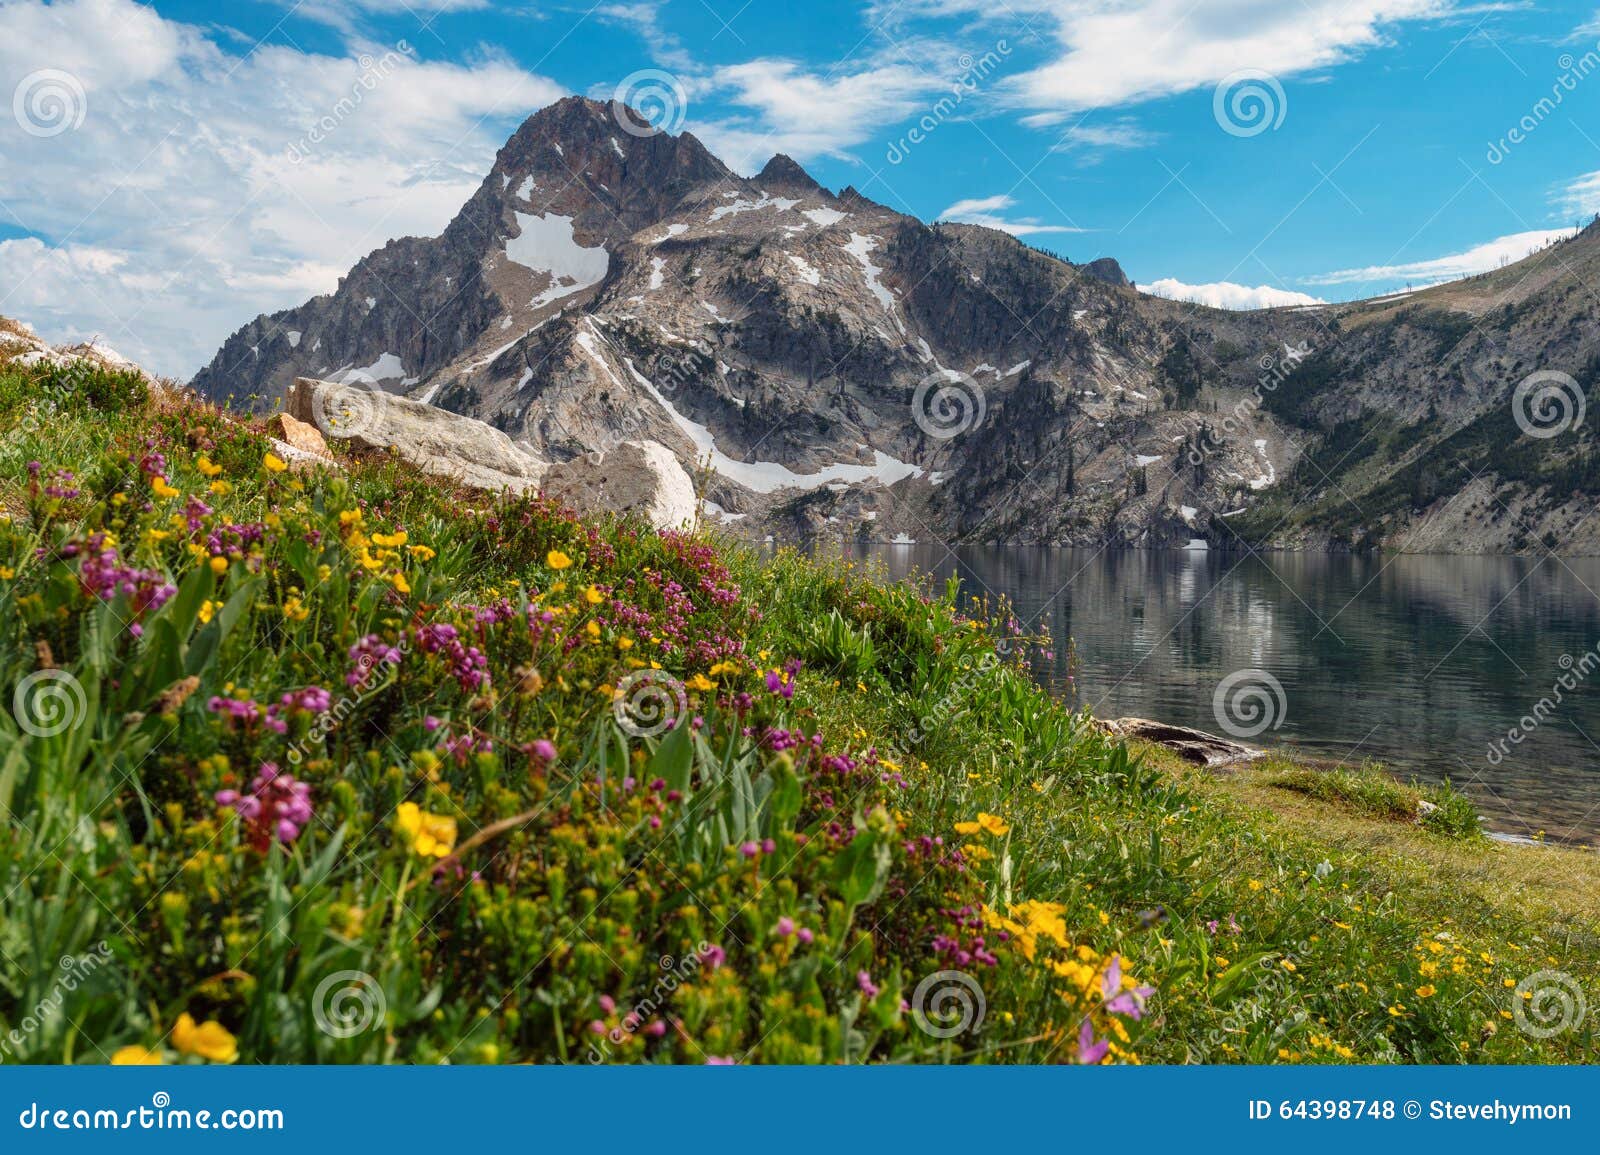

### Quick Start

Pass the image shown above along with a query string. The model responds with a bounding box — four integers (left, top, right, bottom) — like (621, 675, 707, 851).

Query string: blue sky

(2, 0, 1600, 376)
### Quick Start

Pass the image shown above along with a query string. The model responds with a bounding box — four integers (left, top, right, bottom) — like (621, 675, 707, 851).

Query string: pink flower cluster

(415, 622, 490, 692)
(347, 634, 403, 688)
(215, 762, 313, 852)
(76, 534, 176, 618)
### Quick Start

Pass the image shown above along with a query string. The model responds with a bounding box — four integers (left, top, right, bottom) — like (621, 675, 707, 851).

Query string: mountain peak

(1082, 257, 1131, 288)
(755, 153, 824, 195)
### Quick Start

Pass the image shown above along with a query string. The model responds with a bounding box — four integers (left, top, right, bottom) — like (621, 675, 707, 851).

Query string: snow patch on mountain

(506, 212, 611, 309)
(802, 207, 848, 228)
(623, 358, 923, 494)
(333, 352, 405, 383)
(841, 233, 901, 332)
(787, 254, 821, 286)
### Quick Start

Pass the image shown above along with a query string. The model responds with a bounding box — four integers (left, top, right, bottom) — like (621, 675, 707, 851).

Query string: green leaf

(185, 575, 260, 676)
(648, 721, 693, 794)
(832, 824, 891, 909)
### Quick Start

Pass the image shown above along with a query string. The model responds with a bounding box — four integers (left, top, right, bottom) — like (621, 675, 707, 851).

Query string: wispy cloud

(1304, 228, 1575, 285)
(938, 194, 1086, 236)
(0, 0, 562, 377)
(1557, 169, 1600, 216)
(880, 0, 1454, 117)
(691, 58, 934, 174)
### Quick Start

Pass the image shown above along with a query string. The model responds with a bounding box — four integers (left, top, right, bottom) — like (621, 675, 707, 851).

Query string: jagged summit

(191, 97, 1600, 555)
(755, 153, 827, 196)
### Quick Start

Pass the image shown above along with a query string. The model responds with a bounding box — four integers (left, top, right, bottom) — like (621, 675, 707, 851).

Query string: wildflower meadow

(0, 358, 1594, 1065)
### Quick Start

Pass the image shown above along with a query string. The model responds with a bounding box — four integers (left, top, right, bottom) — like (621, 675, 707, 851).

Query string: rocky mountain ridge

(192, 96, 1600, 554)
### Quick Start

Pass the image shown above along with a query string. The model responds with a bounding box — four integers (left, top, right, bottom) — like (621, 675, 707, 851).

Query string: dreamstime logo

(1487, 41, 1600, 164)
(612, 70, 688, 138)
(911, 371, 986, 440)
(584, 944, 710, 1063)
(905, 651, 999, 747)
(909, 970, 986, 1039)
(0, 942, 112, 1060)
(1487, 642, 1600, 765)
(1212, 668, 1286, 739)
(13, 669, 88, 737)
(286, 42, 415, 163)
(1511, 370, 1584, 439)
(311, 970, 386, 1038)
(311, 378, 389, 441)
(886, 41, 1011, 164)
(1511, 969, 1587, 1039)
(612, 670, 687, 738)
(13, 69, 87, 138)
(1212, 69, 1287, 138)
(1186, 340, 1312, 467)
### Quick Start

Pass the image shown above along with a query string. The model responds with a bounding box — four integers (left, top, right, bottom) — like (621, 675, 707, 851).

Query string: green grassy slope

(0, 357, 1594, 1064)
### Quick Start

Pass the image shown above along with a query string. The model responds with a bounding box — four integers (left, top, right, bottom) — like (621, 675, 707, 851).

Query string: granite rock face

(542, 440, 698, 532)
(286, 376, 696, 530)
(287, 377, 547, 494)
(193, 98, 1600, 554)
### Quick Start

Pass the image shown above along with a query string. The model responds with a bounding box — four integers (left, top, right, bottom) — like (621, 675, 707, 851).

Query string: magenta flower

(1076, 1019, 1109, 1065)
(215, 762, 312, 852)
(347, 634, 402, 687)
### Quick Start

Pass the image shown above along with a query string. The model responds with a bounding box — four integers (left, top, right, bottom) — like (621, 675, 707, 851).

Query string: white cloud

(0, 0, 563, 378)
(879, 0, 1449, 115)
(1304, 228, 1575, 286)
(1557, 169, 1600, 217)
(1143, 278, 1325, 310)
(693, 58, 933, 174)
(938, 194, 1085, 236)
(285, 0, 492, 35)
(1049, 120, 1160, 152)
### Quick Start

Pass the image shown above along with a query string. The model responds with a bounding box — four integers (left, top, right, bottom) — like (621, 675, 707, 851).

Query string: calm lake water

(836, 543, 1600, 845)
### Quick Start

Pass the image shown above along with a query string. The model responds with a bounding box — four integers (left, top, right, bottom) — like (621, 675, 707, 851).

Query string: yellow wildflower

(1415, 984, 1437, 998)
(197, 600, 218, 625)
(263, 453, 287, 474)
(984, 900, 1072, 961)
(547, 550, 573, 570)
(209, 556, 229, 576)
(171, 1013, 238, 1063)
(151, 476, 180, 499)
(953, 813, 1009, 837)
(686, 673, 715, 692)
(388, 571, 412, 595)
(371, 531, 408, 548)
(394, 802, 457, 858)
(584, 584, 605, 605)
(110, 1045, 163, 1065)
(196, 455, 223, 478)
(408, 545, 436, 561)
(208, 480, 232, 497)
